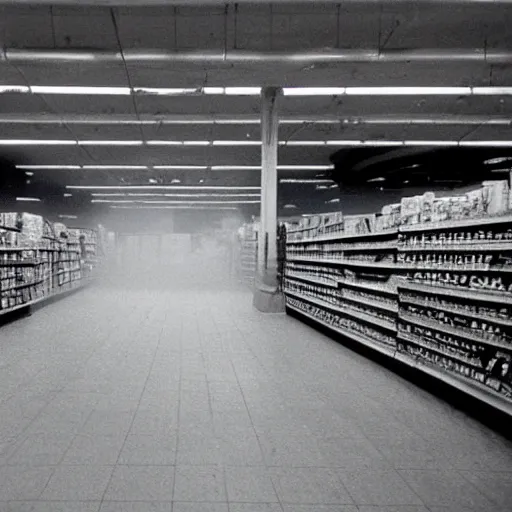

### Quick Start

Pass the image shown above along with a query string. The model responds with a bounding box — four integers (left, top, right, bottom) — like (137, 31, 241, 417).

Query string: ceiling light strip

(92, 199, 260, 204)
(111, 206, 238, 210)
(67, 185, 261, 190)
(91, 193, 261, 197)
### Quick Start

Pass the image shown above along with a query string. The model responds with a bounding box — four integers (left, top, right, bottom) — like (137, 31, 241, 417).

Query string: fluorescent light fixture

(134, 87, 198, 96)
(280, 179, 333, 184)
(146, 141, 184, 146)
(111, 205, 238, 210)
(367, 177, 386, 182)
(403, 140, 459, 146)
(471, 87, 512, 95)
(16, 165, 81, 170)
(202, 87, 225, 95)
(16, 197, 41, 202)
(211, 165, 261, 170)
(326, 140, 364, 146)
(344, 87, 473, 96)
(459, 141, 512, 147)
(78, 140, 143, 146)
(278, 165, 334, 170)
(283, 204, 298, 209)
(30, 86, 131, 95)
(58, 215, 78, 219)
(183, 141, 210, 146)
(0, 140, 76, 145)
(281, 141, 326, 146)
(203, 87, 261, 95)
(67, 185, 261, 190)
(63, 193, 73, 197)
(93, 199, 260, 204)
(92, 193, 260, 198)
(0, 85, 30, 93)
(491, 168, 512, 173)
(484, 157, 512, 165)
(283, 87, 346, 96)
(212, 140, 261, 146)
(25, 171, 34, 176)
(154, 165, 208, 170)
(326, 198, 341, 203)
(82, 165, 148, 170)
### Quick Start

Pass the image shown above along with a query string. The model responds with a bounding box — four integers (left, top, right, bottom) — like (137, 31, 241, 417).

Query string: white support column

(253, 86, 285, 313)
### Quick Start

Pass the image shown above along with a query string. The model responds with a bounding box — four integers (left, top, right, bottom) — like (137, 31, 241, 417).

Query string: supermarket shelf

(339, 279, 397, 296)
(399, 242, 512, 252)
(1, 279, 44, 292)
(285, 289, 396, 332)
(0, 260, 38, 267)
(400, 214, 512, 233)
(342, 292, 399, 314)
(287, 302, 512, 419)
(0, 247, 33, 252)
(399, 280, 512, 306)
(285, 273, 338, 288)
(398, 262, 512, 273)
(400, 312, 512, 352)
(287, 228, 398, 244)
(286, 302, 397, 358)
(398, 293, 512, 328)
(287, 256, 397, 270)
(397, 331, 483, 370)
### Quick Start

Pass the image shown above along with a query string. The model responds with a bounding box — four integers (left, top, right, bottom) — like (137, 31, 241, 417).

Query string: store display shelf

(399, 262, 512, 273)
(339, 279, 397, 296)
(0, 247, 33, 252)
(287, 256, 396, 270)
(286, 302, 397, 358)
(287, 228, 398, 244)
(400, 214, 512, 233)
(1, 279, 44, 292)
(400, 312, 512, 352)
(342, 292, 399, 314)
(399, 242, 512, 253)
(399, 293, 512, 328)
(399, 280, 512, 306)
(285, 272, 338, 288)
(398, 331, 483, 371)
(0, 260, 38, 267)
(285, 289, 396, 332)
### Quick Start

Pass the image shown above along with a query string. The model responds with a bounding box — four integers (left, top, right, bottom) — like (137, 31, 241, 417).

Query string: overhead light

(148, 179, 158, 184)
(212, 140, 261, 146)
(111, 205, 238, 210)
(183, 141, 211, 146)
(283, 88, 346, 96)
(92, 199, 260, 204)
(344, 87, 473, 96)
(30, 86, 131, 95)
(326, 140, 364, 146)
(367, 177, 386, 182)
(459, 141, 512, 147)
(24, 171, 34, 176)
(154, 165, 208, 170)
(280, 179, 333, 184)
(16, 165, 81, 170)
(58, 215, 78, 219)
(63, 193, 73, 197)
(67, 185, 261, 190)
(82, 165, 148, 170)
(92, 193, 261, 197)
(171, 179, 181, 184)
(277, 165, 334, 170)
(134, 87, 198, 96)
(283, 204, 297, 209)
(484, 157, 512, 165)
(0, 85, 30, 93)
(202, 87, 225, 95)
(78, 140, 143, 146)
(326, 198, 341, 203)
(203, 87, 261, 95)
(16, 197, 41, 202)
(281, 141, 325, 146)
(211, 165, 261, 170)
(491, 168, 512, 173)
(0, 140, 77, 145)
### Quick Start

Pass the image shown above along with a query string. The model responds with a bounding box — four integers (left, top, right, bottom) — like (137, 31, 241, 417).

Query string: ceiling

(0, 0, 511, 224)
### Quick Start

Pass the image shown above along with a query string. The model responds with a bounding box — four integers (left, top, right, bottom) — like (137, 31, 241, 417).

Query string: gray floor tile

(118, 434, 177, 465)
(459, 470, 512, 508)
(355, 507, 430, 512)
(6, 433, 75, 466)
(104, 465, 175, 501)
(281, 506, 359, 512)
(80, 411, 135, 437)
(174, 466, 226, 502)
(28, 502, 101, 512)
(172, 502, 228, 512)
(229, 506, 283, 512)
(398, 469, 496, 510)
(225, 466, 279, 502)
(219, 430, 265, 466)
(41, 465, 114, 500)
(0, 466, 54, 500)
(0, 502, 36, 512)
(61, 434, 125, 465)
(338, 469, 424, 506)
(176, 433, 223, 466)
(100, 503, 172, 512)
(271, 467, 354, 504)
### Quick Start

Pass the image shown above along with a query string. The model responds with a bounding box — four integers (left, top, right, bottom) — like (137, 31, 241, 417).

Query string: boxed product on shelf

(0, 212, 20, 230)
(376, 203, 401, 231)
(482, 180, 509, 216)
(20, 213, 44, 244)
(344, 214, 375, 236)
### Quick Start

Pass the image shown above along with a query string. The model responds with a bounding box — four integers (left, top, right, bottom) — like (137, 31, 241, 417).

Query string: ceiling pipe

(3, 48, 512, 64)
(0, 113, 510, 126)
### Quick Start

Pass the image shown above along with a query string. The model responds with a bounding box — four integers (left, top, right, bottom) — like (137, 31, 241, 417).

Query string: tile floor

(0, 282, 511, 512)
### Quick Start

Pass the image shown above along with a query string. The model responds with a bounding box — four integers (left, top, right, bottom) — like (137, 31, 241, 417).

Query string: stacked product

(0, 213, 100, 317)
(237, 224, 258, 287)
(284, 180, 512, 406)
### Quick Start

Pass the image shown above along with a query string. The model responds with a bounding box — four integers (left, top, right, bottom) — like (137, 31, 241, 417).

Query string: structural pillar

(253, 86, 286, 313)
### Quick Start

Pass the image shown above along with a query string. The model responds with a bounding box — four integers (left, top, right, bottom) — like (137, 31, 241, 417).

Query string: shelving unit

(284, 181, 512, 414)
(237, 224, 258, 287)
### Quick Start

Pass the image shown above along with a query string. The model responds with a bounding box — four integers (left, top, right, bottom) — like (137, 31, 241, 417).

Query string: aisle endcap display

(0, 212, 108, 318)
(284, 180, 512, 413)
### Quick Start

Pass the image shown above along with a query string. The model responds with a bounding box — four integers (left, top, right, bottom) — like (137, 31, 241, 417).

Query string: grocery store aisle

(0, 284, 511, 512)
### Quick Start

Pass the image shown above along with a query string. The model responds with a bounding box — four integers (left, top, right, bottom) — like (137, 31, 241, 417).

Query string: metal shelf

(399, 242, 512, 252)
(400, 214, 512, 233)
(285, 273, 338, 288)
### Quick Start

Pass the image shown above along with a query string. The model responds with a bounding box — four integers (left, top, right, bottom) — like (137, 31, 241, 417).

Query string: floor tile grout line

(172, 313, 184, 503)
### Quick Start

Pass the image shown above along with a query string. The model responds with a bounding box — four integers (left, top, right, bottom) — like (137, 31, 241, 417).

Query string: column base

(252, 282, 286, 313)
